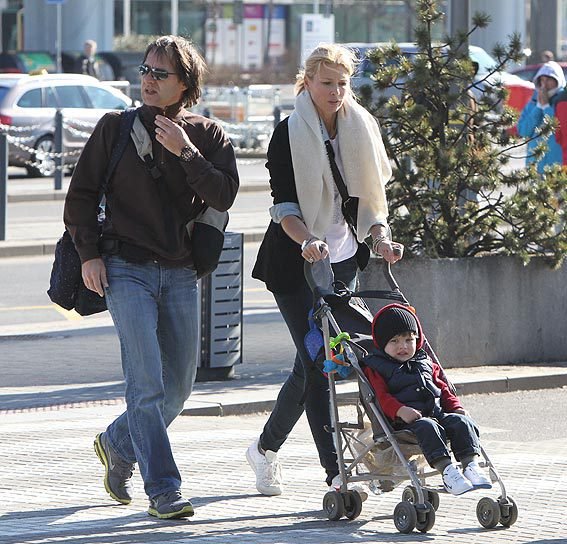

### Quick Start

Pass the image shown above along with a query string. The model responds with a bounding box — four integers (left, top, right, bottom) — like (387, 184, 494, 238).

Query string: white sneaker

(246, 438, 283, 496)
(463, 461, 492, 489)
(330, 474, 369, 502)
(442, 464, 474, 496)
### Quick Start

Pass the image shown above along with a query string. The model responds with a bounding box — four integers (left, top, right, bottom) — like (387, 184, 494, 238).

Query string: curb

(180, 371, 567, 417)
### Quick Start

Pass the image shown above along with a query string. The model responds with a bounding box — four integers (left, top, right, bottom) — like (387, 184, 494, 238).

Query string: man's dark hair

(143, 35, 207, 107)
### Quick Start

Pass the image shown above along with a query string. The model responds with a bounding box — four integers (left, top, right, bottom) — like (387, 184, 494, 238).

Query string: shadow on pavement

(0, 382, 125, 412)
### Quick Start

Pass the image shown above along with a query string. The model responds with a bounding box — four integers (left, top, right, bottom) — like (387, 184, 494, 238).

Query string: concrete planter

(358, 255, 567, 367)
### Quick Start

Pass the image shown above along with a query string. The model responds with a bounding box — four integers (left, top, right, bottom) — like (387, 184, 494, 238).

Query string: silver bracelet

(371, 235, 389, 255)
(301, 237, 317, 251)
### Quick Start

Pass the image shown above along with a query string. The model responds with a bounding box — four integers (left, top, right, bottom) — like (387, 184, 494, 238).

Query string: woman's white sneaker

(246, 438, 283, 496)
(463, 461, 492, 489)
(442, 464, 474, 495)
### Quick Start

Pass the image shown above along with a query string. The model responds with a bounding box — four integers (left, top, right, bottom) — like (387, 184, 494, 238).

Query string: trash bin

(196, 231, 243, 381)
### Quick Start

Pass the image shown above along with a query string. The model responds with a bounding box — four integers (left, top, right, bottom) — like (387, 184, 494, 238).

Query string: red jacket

(555, 89, 567, 165)
(363, 358, 463, 421)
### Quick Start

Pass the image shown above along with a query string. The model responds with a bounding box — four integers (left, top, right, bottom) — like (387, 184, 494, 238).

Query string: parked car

(510, 62, 567, 83)
(348, 42, 527, 111)
(0, 73, 131, 177)
(0, 51, 56, 74)
(98, 51, 144, 101)
(61, 51, 116, 81)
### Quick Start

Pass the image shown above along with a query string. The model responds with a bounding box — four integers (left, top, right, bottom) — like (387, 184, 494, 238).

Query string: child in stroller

(362, 303, 492, 496)
(304, 257, 518, 532)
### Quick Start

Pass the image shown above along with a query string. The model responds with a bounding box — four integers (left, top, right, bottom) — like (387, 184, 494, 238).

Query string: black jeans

(407, 412, 481, 467)
(259, 256, 358, 485)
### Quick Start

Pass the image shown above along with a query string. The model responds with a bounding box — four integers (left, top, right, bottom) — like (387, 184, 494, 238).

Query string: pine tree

(359, 0, 567, 267)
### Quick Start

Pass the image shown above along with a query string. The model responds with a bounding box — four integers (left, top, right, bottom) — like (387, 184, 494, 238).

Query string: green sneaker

(94, 432, 135, 505)
(148, 490, 194, 519)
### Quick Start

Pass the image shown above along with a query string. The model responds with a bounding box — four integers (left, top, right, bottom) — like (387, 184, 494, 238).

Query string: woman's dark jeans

(259, 256, 358, 485)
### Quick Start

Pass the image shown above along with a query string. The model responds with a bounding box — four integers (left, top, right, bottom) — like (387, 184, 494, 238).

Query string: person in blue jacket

(517, 61, 566, 173)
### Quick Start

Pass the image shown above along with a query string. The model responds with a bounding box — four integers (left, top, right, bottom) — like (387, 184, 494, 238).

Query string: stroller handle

(383, 261, 401, 292)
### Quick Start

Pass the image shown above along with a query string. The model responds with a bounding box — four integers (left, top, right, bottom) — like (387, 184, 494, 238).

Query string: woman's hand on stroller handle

(302, 238, 329, 263)
(374, 239, 404, 263)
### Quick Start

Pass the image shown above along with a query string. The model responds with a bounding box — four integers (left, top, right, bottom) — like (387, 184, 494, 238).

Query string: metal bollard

(54, 109, 64, 191)
(0, 133, 7, 241)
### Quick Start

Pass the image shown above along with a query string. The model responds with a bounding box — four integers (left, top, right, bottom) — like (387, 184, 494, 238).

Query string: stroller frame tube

(320, 304, 349, 493)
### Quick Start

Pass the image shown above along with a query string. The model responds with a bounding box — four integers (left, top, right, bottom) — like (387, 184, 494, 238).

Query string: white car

(0, 73, 132, 177)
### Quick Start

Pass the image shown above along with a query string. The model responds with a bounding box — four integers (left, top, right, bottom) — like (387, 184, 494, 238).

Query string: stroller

(304, 257, 519, 534)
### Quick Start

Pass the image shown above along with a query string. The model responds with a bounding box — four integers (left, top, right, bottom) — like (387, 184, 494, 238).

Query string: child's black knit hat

(372, 305, 419, 351)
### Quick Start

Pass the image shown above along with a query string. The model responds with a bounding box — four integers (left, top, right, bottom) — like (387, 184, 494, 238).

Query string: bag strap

(100, 107, 139, 196)
(324, 139, 351, 204)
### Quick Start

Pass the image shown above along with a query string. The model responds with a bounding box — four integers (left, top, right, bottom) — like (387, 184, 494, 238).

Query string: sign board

(300, 14, 335, 66)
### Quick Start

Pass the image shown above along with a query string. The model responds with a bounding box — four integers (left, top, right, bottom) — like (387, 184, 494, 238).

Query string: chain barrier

(0, 122, 46, 133)
(0, 112, 273, 174)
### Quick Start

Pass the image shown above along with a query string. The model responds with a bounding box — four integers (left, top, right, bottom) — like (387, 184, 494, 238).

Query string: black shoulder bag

(324, 140, 370, 270)
(47, 108, 138, 316)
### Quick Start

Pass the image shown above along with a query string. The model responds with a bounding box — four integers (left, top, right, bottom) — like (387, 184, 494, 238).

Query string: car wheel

(26, 135, 56, 178)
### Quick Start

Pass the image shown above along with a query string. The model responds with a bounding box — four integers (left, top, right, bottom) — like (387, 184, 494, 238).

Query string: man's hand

(82, 258, 108, 297)
(397, 405, 422, 423)
(154, 114, 193, 156)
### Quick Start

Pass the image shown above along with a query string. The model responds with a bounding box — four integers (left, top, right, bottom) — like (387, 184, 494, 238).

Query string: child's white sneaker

(246, 438, 283, 496)
(463, 461, 492, 489)
(442, 464, 474, 495)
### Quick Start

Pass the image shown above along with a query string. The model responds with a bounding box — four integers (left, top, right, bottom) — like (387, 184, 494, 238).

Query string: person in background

(517, 61, 566, 173)
(246, 43, 404, 497)
(541, 50, 555, 63)
(64, 35, 238, 519)
(77, 39, 102, 79)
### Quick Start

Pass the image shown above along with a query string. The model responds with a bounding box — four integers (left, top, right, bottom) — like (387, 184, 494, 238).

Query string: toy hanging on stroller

(304, 257, 519, 534)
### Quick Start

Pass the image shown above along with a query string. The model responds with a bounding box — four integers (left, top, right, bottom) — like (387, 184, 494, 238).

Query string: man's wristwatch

(179, 144, 197, 162)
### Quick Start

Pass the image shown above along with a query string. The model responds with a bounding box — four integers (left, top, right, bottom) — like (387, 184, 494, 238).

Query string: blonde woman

(247, 44, 403, 495)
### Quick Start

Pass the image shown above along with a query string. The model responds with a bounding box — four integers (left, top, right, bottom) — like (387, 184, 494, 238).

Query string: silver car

(0, 73, 131, 177)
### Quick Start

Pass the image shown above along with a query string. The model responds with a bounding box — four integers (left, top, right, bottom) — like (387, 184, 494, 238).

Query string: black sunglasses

(138, 64, 177, 81)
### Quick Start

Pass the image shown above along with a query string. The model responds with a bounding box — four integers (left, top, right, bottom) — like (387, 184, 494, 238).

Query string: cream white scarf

(288, 91, 392, 242)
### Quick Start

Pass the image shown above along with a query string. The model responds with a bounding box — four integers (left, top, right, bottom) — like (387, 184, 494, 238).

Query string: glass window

(83, 86, 128, 109)
(0, 87, 10, 103)
(17, 88, 42, 108)
(45, 87, 58, 108)
(52, 85, 88, 108)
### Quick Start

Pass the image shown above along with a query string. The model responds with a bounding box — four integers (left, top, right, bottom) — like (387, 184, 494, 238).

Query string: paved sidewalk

(1, 396, 566, 544)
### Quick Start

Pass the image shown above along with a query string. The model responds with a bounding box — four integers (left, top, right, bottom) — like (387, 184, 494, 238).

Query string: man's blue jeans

(102, 256, 199, 499)
(260, 256, 358, 485)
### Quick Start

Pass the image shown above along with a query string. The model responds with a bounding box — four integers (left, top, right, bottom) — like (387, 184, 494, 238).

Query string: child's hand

(537, 86, 550, 106)
(453, 408, 470, 417)
(397, 406, 422, 423)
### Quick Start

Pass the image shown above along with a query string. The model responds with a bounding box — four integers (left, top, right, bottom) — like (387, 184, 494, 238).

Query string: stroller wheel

(323, 490, 345, 521)
(344, 490, 363, 520)
(402, 486, 440, 512)
(394, 501, 417, 533)
(476, 497, 501, 529)
(415, 501, 436, 533)
(498, 496, 518, 527)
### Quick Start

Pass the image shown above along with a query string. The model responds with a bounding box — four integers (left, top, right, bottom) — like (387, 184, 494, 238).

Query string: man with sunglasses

(64, 35, 239, 519)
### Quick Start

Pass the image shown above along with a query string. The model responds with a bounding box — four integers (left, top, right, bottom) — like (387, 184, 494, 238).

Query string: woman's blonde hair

(295, 43, 357, 95)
